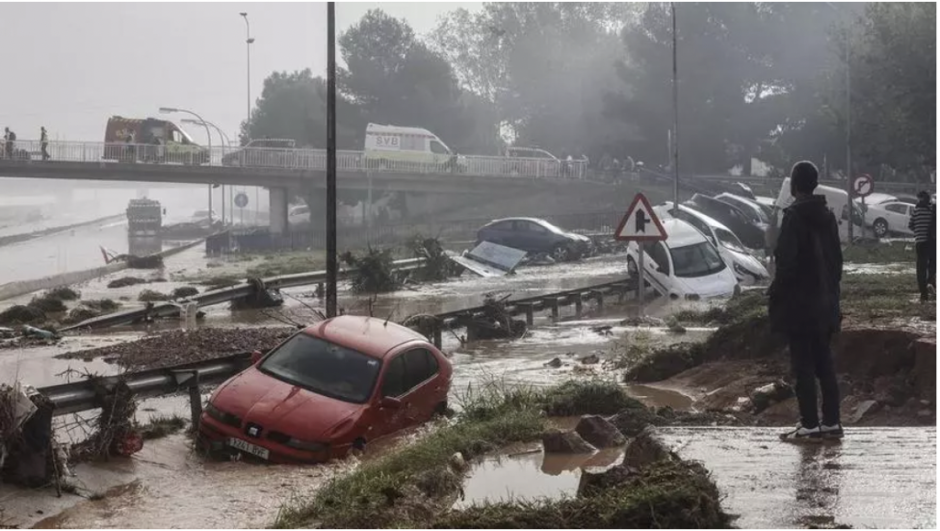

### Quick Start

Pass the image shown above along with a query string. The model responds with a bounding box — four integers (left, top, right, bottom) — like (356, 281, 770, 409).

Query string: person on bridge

(40, 126, 49, 161)
(769, 160, 843, 441)
(3, 127, 14, 160)
(908, 191, 936, 302)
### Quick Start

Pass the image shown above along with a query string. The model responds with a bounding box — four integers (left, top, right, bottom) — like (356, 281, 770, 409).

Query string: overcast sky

(0, 2, 481, 145)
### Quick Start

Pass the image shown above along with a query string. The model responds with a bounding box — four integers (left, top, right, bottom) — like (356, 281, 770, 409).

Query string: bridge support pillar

(269, 187, 289, 236)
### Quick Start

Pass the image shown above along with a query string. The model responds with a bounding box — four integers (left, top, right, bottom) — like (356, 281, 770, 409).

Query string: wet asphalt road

(657, 426, 937, 529)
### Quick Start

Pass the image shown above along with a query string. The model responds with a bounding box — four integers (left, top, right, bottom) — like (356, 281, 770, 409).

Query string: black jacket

(768, 195, 843, 335)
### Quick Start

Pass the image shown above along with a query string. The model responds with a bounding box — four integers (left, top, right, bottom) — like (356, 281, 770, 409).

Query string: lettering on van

(373, 135, 400, 150)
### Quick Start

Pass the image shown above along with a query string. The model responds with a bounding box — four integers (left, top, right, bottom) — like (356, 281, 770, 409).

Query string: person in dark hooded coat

(768, 160, 843, 441)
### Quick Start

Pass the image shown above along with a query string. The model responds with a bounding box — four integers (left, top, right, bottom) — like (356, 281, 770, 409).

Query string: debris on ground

(22, 325, 59, 340)
(56, 327, 295, 370)
(449, 241, 527, 278)
(109, 254, 164, 269)
(70, 378, 142, 462)
(0, 382, 60, 488)
(456, 293, 527, 341)
(544, 357, 563, 368)
(580, 354, 600, 365)
(341, 248, 402, 294)
(138, 289, 169, 302)
(171, 286, 200, 299)
(410, 235, 461, 281)
(230, 278, 283, 310)
(107, 276, 148, 289)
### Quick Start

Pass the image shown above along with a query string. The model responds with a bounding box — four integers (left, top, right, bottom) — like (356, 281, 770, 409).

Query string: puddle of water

(626, 384, 694, 410)
(456, 444, 625, 509)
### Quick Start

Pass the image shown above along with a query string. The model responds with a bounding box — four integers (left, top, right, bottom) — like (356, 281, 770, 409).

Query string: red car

(198, 315, 453, 463)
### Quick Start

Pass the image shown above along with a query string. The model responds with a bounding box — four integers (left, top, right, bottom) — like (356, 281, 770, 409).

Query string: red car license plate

(228, 437, 270, 460)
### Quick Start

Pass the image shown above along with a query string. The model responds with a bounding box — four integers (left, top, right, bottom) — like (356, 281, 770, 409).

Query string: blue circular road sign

(234, 192, 249, 209)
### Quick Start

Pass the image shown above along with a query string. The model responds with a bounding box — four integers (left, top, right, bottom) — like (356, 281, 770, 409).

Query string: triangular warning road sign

(614, 193, 668, 242)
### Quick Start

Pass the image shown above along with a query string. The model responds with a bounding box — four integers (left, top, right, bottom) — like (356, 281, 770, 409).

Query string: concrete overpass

(0, 140, 606, 234)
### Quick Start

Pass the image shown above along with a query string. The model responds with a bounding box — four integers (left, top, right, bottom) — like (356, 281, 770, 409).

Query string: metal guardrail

(0, 139, 589, 180)
(60, 257, 428, 331)
(40, 353, 254, 416)
(41, 278, 642, 416)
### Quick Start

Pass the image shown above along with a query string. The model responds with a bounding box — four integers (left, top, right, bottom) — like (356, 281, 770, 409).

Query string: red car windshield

(259, 333, 382, 404)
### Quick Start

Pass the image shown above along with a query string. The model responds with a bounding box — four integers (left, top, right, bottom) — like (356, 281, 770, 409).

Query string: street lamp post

(240, 12, 257, 228)
(182, 117, 234, 225)
(326, 1, 338, 318)
(160, 107, 215, 224)
(670, 2, 680, 214)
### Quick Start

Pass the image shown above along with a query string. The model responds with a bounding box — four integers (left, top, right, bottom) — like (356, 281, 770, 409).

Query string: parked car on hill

(625, 218, 739, 301)
(684, 194, 765, 250)
(656, 202, 769, 285)
(199, 315, 453, 463)
(865, 201, 916, 238)
(475, 217, 593, 262)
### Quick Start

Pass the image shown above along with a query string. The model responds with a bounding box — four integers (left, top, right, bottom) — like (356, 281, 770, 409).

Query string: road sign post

(853, 174, 873, 240)
(234, 192, 249, 227)
(614, 193, 668, 316)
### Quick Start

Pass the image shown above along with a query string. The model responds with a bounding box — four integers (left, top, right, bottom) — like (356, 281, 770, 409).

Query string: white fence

(0, 139, 589, 180)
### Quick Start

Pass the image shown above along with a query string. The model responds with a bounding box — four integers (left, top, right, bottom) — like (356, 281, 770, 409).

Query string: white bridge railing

(0, 139, 589, 180)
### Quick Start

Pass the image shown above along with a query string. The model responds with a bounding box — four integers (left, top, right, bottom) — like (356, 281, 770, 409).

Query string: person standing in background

(909, 191, 936, 302)
(40, 126, 49, 161)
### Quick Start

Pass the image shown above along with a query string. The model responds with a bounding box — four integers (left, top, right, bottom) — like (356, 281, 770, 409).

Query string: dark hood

(785, 195, 833, 229)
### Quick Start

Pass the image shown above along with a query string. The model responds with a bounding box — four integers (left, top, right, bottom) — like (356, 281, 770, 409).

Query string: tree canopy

(244, 2, 935, 181)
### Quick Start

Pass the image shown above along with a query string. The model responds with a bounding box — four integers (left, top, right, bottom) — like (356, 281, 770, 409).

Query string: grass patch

(842, 240, 915, 264)
(138, 289, 169, 302)
(139, 414, 187, 440)
(841, 272, 934, 322)
(47, 286, 80, 301)
(0, 304, 45, 325)
(430, 458, 730, 528)
(199, 275, 242, 290)
(672, 289, 766, 326)
(275, 380, 636, 529)
(27, 293, 67, 313)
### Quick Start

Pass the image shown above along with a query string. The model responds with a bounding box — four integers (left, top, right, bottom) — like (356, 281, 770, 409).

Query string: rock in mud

(579, 354, 600, 365)
(542, 429, 596, 454)
(545, 357, 563, 369)
(575, 415, 626, 448)
(622, 428, 675, 469)
(607, 407, 665, 437)
(750, 380, 794, 414)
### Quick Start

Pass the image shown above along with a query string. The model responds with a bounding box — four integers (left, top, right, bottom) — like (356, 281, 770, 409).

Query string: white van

(363, 123, 464, 171)
(626, 218, 740, 301)
(775, 178, 867, 242)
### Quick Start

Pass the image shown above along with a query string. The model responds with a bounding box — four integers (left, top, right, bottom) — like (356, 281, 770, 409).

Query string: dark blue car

(475, 217, 593, 262)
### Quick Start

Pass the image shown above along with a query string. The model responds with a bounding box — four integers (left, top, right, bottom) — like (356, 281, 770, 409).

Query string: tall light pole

(670, 2, 680, 214)
(160, 106, 215, 224)
(826, 3, 854, 242)
(326, 1, 338, 318)
(240, 12, 257, 227)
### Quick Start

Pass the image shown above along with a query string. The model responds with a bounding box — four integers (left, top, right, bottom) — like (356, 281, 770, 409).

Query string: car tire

(873, 218, 889, 238)
(551, 244, 571, 262)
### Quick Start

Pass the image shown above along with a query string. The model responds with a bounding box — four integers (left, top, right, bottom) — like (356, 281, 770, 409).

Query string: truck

(126, 198, 163, 237)
(104, 116, 209, 165)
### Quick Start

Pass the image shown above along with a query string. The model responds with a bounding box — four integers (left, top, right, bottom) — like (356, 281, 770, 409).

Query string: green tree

(240, 69, 362, 149)
(339, 9, 500, 155)
(845, 2, 935, 176)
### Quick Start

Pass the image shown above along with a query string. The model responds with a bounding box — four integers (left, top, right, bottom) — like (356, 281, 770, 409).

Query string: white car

(865, 201, 915, 238)
(625, 218, 739, 301)
(288, 204, 311, 224)
(656, 203, 769, 285)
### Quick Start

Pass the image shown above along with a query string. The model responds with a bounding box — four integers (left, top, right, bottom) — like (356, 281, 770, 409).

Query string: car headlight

(733, 262, 753, 278)
(204, 402, 242, 428)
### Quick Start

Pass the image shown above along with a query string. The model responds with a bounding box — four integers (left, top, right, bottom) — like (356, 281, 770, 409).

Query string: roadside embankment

(274, 380, 731, 529)
(0, 213, 126, 249)
(623, 265, 935, 427)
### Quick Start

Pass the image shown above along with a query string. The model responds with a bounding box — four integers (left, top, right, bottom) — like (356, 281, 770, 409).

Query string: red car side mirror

(379, 397, 402, 410)
(250, 350, 263, 365)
